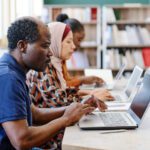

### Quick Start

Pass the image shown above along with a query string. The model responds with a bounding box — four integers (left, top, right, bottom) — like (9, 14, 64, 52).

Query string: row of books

(61, 7, 97, 22)
(106, 48, 150, 69)
(66, 50, 96, 69)
(105, 7, 150, 22)
(106, 25, 150, 45)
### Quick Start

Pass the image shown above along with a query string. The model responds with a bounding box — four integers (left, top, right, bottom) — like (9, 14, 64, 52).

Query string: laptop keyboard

(114, 95, 122, 101)
(98, 113, 129, 126)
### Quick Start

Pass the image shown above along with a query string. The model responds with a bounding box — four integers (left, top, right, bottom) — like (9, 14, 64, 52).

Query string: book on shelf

(132, 49, 144, 68)
(142, 48, 150, 67)
(66, 51, 89, 69)
(125, 26, 140, 45)
(106, 25, 113, 45)
(86, 50, 96, 67)
(139, 27, 150, 45)
(111, 25, 120, 45)
(90, 8, 97, 21)
(107, 50, 115, 69)
(114, 49, 121, 69)
(125, 50, 135, 69)
(105, 7, 116, 22)
(84, 25, 97, 42)
(119, 30, 129, 45)
(51, 8, 62, 21)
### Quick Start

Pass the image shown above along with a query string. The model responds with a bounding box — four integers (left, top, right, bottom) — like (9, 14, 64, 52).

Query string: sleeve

(62, 61, 82, 87)
(27, 70, 81, 108)
(66, 77, 82, 87)
(0, 74, 28, 123)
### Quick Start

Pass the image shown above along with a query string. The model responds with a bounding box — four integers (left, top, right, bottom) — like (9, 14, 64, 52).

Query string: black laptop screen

(130, 84, 150, 119)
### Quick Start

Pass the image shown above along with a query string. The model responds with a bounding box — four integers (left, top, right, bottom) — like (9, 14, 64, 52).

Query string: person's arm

(2, 118, 67, 150)
(2, 103, 94, 150)
(78, 76, 105, 85)
(62, 62, 104, 87)
(32, 104, 67, 125)
(66, 77, 82, 87)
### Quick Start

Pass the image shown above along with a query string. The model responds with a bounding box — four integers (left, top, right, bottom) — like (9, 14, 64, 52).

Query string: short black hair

(56, 13, 84, 33)
(7, 18, 40, 51)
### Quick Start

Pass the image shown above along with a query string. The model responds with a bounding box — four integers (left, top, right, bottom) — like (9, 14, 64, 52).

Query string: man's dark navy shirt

(0, 53, 32, 149)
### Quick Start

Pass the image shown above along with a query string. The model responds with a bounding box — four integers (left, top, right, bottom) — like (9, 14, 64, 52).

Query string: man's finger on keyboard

(97, 101, 107, 112)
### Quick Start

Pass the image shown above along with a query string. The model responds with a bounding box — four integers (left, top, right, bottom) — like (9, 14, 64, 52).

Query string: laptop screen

(114, 63, 126, 80)
(124, 66, 143, 97)
(130, 71, 150, 119)
(84, 69, 113, 83)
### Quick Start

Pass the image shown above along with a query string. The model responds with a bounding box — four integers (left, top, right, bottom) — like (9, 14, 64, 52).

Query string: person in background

(0, 17, 95, 150)
(56, 13, 105, 87)
(27, 22, 114, 149)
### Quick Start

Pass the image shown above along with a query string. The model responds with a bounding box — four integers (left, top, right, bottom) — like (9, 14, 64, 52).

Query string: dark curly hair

(7, 17, 40, 51)
(56, 13, 84, 33)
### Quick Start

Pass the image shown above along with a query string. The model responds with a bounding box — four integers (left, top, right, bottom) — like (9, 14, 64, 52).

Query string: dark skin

(2, 18, 95, 150)
(73, 30, 85, 49)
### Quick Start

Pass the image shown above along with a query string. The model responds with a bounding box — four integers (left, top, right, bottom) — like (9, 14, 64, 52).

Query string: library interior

(0, 0, 150, 150)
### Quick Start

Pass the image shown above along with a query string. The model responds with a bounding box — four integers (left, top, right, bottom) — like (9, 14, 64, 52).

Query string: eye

(67, 40, 71, 44)
(42, 44, 50, 49)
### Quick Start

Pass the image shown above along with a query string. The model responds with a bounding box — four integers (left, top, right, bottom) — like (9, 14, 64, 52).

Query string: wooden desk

(62, 107, 150, 150)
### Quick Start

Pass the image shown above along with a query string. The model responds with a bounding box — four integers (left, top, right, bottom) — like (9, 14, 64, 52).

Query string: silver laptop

(111, 65, 143, 102)
(104, 63, 127, 90)
(81, 63, 126, 90)
(79, 69, 150, 130)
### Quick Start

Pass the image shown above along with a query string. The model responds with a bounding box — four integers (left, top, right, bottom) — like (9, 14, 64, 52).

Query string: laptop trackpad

(79, 113, 105, 128)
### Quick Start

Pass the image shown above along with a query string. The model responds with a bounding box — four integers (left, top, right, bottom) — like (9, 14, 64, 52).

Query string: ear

(17, 40, 28, 53)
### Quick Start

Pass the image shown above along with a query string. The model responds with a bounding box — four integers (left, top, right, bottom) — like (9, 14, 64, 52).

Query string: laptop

(80, 69, 113, 90)
(84, 63, 126, 90)
(104, 63, 127, 90)
(79, 69, 150, 130)
(111, 65, 143, 102)
(81, 63, 126, 90)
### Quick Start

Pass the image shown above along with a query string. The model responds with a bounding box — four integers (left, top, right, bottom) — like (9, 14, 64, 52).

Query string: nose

(48, 48, 53, 57)
(72, 42, 76, 50)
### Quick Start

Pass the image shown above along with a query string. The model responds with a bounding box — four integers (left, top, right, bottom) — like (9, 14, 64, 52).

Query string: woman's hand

(90, 88, 114, 102)
(80, 76, 105, 85)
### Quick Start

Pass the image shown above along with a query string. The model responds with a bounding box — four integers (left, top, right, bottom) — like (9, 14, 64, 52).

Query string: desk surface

(62, 107, 150, 150)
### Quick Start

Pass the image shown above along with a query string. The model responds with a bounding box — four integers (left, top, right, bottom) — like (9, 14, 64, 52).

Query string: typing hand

(90, 88, 114, 102)
(81, 95, 107, 112)
(63, 103, 95, 126)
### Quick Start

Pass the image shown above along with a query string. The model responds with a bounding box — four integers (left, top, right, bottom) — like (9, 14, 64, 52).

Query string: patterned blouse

(27, 63, 82, 150)
(27, 62, 81, 108)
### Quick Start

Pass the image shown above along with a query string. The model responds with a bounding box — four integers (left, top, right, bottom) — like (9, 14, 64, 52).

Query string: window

(0, 0, 43, 41)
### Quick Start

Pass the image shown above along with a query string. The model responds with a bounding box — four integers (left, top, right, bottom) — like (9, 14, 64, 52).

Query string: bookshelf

(43, 5, 101, 75)
(102, 4, 150, 71)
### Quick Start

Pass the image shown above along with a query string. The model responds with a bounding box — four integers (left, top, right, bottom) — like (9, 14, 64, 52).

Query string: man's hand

(63, 103, 95, 126)
(81, 95, 107, 112)
(81, 89, 114, 112)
